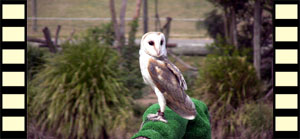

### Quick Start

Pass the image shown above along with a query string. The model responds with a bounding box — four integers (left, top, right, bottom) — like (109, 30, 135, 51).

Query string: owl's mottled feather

(148, 57, 196, 119)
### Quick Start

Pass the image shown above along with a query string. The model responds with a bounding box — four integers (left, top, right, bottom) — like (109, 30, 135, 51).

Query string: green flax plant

(30, 37, 133, 138)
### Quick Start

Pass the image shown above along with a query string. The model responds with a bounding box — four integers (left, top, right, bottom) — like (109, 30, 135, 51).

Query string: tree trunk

(230, 9, 238, 48)
(133, 0, 142, 20)
(143, 0, 148, 33)
(100, 126, 109, 139)
(253, 0, 261, 79)
(119, 0, 128, 46)
(223, 8, 229, 44)
(109, 0, 121, 51)
(128, 0, 142, 47)
(162, 17, 172, 44)
(32, 0, 37, 32)
(154, 0, 161, 31)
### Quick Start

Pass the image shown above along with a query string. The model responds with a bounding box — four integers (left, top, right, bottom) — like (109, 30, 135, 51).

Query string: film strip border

(274, 0, 300, 138)
(0, 0, 27, 138)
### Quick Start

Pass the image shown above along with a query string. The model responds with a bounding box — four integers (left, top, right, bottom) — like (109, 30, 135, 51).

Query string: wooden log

(166, 43, 177, 48)
(42, 27, 57, 53)
(27, 37, 46, 44)
(39, 44, 60, 48)
(170, 44, 210, 56)
(39, 44, 48, 48)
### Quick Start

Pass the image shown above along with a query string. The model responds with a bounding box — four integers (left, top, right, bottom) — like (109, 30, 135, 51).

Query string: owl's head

(140, 32, 167, 57)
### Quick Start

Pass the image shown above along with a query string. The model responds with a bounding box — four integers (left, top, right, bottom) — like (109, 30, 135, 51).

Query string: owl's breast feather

(139, 50, 154, 87)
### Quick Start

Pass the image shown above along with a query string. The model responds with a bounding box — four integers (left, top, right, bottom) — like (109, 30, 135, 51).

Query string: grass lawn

(27, 0, 215, 38)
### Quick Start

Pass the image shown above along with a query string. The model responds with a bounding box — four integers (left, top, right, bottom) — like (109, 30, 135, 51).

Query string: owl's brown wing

(148, 58, 196, 120)
(164, 58, 187, 90)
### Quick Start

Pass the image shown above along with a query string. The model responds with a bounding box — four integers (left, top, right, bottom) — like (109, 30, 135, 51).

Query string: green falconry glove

(131, 98, 211, 139)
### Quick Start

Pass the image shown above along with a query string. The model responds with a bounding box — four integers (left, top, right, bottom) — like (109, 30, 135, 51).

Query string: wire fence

(28, 17, 204, 21)
(27, 17, 207, 39)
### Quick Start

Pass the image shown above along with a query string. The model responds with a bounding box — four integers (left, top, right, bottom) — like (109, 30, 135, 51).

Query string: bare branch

(263, 88, 273, 100)
(67, 29, 76, 42)
(168, 50, 198, 71)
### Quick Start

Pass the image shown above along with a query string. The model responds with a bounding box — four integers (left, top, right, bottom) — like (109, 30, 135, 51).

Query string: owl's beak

(154, 46, 161, 56)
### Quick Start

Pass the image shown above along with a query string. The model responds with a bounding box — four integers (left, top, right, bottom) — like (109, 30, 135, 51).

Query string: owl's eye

(148, 41, 154, 46)
(160, 40, 164, 45)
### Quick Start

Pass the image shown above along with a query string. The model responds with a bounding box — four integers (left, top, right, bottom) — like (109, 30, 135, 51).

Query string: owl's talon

(146, 113, 168, 123)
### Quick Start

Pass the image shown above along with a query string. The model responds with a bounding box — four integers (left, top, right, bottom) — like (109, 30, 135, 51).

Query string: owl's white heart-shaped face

(140, 32, 167, 57)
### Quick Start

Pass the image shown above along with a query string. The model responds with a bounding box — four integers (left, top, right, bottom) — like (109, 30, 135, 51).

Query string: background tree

(143, 0, 148, 33)
(109, 0, 128, 51)
(207, 0, 250, 48)
(32, 0, 37, 32)
(253, 0, 262, 79)
(128, 0, 142, 47)
(154, 0, 161, 31)
(203, 0, 273, 80)
(121, 0, 145, 99)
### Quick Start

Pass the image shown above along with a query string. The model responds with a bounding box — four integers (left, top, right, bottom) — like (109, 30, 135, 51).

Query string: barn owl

(139, 32, 196, 123)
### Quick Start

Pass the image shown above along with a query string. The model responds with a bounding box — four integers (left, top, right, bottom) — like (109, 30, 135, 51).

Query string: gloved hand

(131, 98, 211, 139)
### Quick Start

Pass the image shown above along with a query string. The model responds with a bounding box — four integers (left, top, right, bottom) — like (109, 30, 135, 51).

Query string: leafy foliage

(120, 45, 145, 99)
(120, 19, 145, 99)
(201, 10, 225, 39)
(191, 39, 264, 137)
(235, 101, 273, 138)
(82, 21, 145, 99)
(197, 54, 262, 115)
(27, 45, 50, 80)
(128, 19, 139, 47)
(30, 37, 133, 138)
(84, 23, 114, 45)
(207, 36, 250, 57)
(203, 0, 273, 48)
